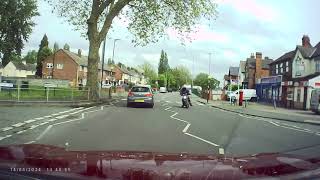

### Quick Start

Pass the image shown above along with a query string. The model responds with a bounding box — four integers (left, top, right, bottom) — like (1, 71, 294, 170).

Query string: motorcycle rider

(180, 87, 192, 106)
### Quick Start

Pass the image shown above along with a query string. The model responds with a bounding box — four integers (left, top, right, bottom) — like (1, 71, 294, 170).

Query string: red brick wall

(255, 52, 262, 82)
(42, 50, 78, 86)
(113, 66, 123, 81)
(248, 68, 255, 89)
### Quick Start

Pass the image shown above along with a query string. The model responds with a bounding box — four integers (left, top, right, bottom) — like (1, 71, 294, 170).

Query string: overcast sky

(23, 0, 320, 83)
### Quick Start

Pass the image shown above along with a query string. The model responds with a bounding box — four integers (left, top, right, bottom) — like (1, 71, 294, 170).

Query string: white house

(1, 61, 36, 78)
(291, 40, 320, 109)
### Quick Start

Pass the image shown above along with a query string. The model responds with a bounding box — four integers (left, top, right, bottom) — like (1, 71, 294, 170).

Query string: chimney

(78, 49, 82, 57)
(255, 52, 262, 82)
(302, 35, 311, 48)
(22, 60, 26, 65)
(265, 56, 269, 60)
(250, 53, 255, 58)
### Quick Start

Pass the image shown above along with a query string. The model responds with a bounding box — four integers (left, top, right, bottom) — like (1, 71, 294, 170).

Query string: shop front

(256, 75, 282, 104)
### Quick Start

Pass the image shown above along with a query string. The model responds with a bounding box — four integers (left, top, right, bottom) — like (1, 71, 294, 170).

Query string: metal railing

(0, 86, 90, 102)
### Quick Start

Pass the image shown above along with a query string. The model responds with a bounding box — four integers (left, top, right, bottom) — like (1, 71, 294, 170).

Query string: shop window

(316, 61, 320, 72)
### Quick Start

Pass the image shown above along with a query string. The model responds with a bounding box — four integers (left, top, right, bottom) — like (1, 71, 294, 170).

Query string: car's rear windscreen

(131, 87, 150, 92)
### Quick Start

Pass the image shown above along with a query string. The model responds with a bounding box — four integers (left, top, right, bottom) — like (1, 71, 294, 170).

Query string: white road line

(268, 121, 280, 127)
(197, 103, 204, 106)
(47, 118, 57, 122)
(16, 130, 26, 134)
(29, 125, 39, 129)
(166, 101, 171, 103)
(0, 136, 6, 141)
(36, 125, 53, 140)
(304, 120, 320, 124)
(38, 122, 49, 126)
(35, 117, 44, 120)
(185, 133, 219, 147)
(53, 118, 83, 126)
(44, 115, 52, 118)
(56, 115, 69, 119)
(24, 119, 36, 123)
(219, 148, 225, 155)
(182, 123, 191, 133)
(2, 127, 13, 131)
(24, 141, 35, 144)
(121, 98, 127, 101)
(12, 122, 25, 127)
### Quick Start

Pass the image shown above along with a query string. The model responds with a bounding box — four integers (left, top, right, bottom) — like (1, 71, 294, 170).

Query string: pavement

(196, 97, 320, 125)
(0, 92, 320, 158)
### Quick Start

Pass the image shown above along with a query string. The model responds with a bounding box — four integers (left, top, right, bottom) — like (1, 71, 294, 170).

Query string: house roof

(61, 49, 114, 72)
(246, 58, 273, 69)
(270, 50, 296, 65)
(311, 42, 320, 58)
(296, 45, 316, 58)
(11, 61, 36, 71)
(240, 61, 246, 73)
(229, 67, 239, 76)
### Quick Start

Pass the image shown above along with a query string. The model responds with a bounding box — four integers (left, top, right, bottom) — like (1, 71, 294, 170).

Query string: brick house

(42, 49, 115, 87)
(260, 35, 320, 110)
(243, 52, 273, 89)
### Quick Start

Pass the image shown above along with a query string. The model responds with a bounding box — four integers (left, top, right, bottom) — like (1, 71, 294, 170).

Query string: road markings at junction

(1, 127, 13, 132)
(24, 141, 35, 144)
(17, 130, 27, 134)
(25, 119, 36, 123)
(12, 122, 25, 127)
(36, 125, 53, 140)
(164, 105, 221, 148)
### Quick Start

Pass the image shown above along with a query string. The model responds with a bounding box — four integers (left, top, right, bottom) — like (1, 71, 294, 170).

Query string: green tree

(194, 73, 220, 90)
(53, 42, 59, 52)
(63, 43, 70, 51)
(171, 66, 192, 88)
(46, 0, 218, 100)
(164, 52, 170, 72)
(138, 62, 157, 84)
(158, 50, 166, 75)
(23, 50, 37, 64)
(0, 0, 39, 66)
(36, 34, 50, 77)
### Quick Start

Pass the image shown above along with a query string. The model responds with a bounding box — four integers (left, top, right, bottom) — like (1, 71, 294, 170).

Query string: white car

(159, 87, 167, 93)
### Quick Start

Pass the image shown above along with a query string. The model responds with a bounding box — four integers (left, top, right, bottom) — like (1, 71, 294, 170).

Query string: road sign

(44, 83, 57, 88)
(0, 82, 13, 87)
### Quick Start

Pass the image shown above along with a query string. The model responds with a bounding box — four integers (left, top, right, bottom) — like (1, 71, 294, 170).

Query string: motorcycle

(181, 94, 190, 108)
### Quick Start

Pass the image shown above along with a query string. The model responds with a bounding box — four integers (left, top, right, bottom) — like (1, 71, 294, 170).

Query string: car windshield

(1, 0, 320, 179)
(131, 87, 149, 92)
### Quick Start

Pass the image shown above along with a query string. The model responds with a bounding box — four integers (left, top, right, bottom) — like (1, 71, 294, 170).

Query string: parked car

(159, 87, 167, 93)
(167, 87, 173, 92)
(127, 85, 154, 108)
(310, 89, 320, 114)
(228, 89, 257, 101)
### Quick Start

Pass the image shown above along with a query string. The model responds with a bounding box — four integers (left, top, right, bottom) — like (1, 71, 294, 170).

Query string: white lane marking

(48, 118, 57, 122)
(121, 98, 127, 101)
(197, 103, 204, 106)
(185, 133, 219, 147)
(56, 115, 69, 119)
(36, 125, 53, 140)
(24, 141, 35, 144)
(29, 125, 39, 129)
(219, 148, 225, 155)
(268, 121, 280, 127)
(182, 123, 191, 133)
(12, 122, 25, 127)
(2, 127, 13, 131)
(25, 119, 36, 123)
(0, 136, 6, 141)
(39, 122, 49, 126)
(35, 117, 44, 120)
(17, 130, 26, 134)
(166, 101, 171, 103)
(52, 117, 83, 126)
(0, 135, 12, 141)
(163, 104, 220, 148)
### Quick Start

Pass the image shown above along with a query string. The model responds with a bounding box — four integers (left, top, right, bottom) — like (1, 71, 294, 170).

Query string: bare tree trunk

(87, 40, 100, 101)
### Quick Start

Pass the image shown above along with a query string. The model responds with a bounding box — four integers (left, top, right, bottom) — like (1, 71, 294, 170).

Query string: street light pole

(101, 39, 107, 88)
(112, 39, 120, 65)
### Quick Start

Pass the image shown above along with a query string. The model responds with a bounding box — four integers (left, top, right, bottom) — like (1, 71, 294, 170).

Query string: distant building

(42, 49, 115, 87)
(1, 61, 36, 78)
(243, 52, 273, 89)
(239, 61, 246, 87)
(224, 66, 239, 90)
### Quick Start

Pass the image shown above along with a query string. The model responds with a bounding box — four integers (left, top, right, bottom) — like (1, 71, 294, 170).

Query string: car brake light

(128, 91, 133, 96)
(145, 93, 152, 97)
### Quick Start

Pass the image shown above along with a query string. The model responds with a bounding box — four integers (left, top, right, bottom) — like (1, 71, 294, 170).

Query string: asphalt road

(1, 92, 320, 157)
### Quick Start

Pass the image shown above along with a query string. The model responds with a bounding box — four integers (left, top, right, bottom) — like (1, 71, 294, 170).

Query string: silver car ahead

(127, 85, 154, 108)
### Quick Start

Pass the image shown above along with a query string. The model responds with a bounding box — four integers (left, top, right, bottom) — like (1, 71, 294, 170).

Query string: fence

(0, 86, 90, 102)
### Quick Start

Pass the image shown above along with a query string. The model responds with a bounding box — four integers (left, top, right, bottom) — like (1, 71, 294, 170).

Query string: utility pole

(111, 39, 120, 65)
(101, 39, 107, 88)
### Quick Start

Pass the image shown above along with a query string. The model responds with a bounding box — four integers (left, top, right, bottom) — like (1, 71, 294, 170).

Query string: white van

(310, 89, 320, 114)
(229, 89, 257, 101)
(159, 87, 167, 93)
